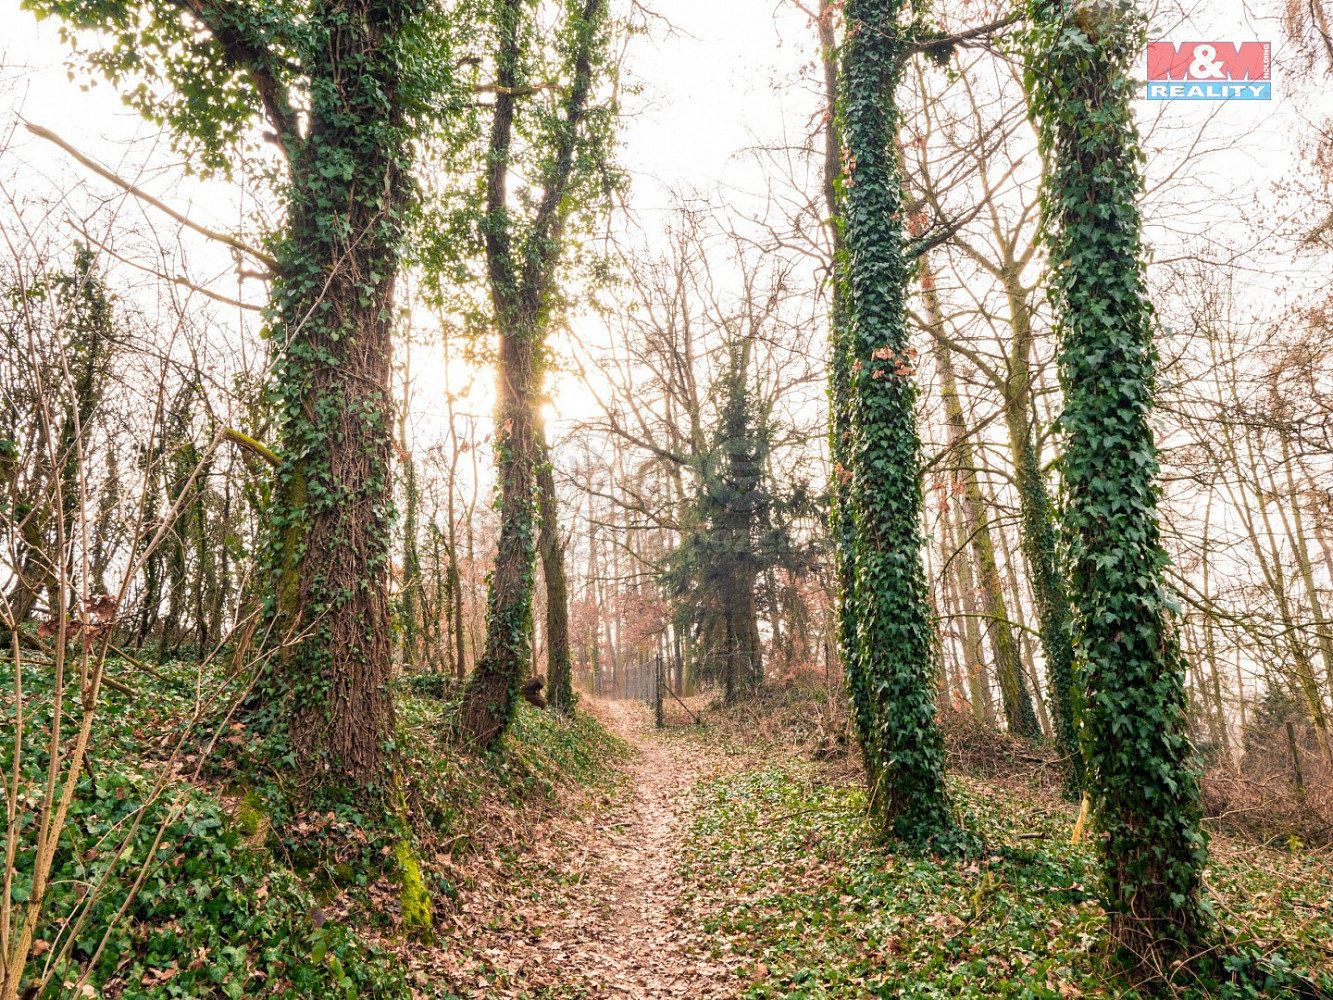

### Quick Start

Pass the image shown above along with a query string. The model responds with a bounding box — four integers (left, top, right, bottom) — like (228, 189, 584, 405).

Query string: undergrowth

(678, 760, 1333, 999)
(1, 655, 625, 999)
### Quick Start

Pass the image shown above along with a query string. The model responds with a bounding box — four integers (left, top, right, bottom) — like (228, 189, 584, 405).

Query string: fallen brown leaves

(370, 700, 744, 998)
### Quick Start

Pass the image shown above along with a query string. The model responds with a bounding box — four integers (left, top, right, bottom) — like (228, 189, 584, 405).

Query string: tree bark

(818, 0, 880, 789)
(456, 0, 606, 745)
(266, 0, 416, 783)
(996, 265, 1078, 769)
(941, 492, 991, 721)
(920, 258, 1038, 737)
(838, 0, 951, 842)
(457, 325, 539, 745)
(1028, 0, 1209, 962)
(537, 422, 574, 713)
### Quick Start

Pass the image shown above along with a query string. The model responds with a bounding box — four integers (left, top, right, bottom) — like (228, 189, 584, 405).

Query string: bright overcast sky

(0, 0, 1315, 241)
(0, 0, 1325, 439)
(0, 0, 1316, 279)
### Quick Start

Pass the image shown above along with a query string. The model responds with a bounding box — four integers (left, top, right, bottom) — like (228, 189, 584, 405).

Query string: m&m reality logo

(1145, 41, 1271, 101)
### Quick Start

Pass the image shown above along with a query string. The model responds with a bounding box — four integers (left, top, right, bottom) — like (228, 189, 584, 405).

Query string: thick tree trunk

(742, 573, 763, 691)
(265, 0, 415, 783)
(455, 0, 604, 743)
(720, 568, 762, 705)
(1028, 0, 1208, 963)
(274, 270, 398, 780)
(838, 0, 951, 842)
(818, 0, 880, 789)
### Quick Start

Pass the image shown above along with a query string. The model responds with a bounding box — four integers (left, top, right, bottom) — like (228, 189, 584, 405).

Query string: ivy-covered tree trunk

(455, 0, 609, 747)
(996, 268, 1079, 775)
(265, 0, 422, 784)
(1008, 389, 1079, 758)
(719, 572, 761, 706)
(837, 0, 951, 843)
(458, 321, 539, 745)
(819, 0, 881, 787)
(1026, 0, 1209, 967)
(536, 424, 574, 712)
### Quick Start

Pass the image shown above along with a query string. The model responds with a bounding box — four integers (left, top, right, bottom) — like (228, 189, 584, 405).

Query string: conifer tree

(665, 334, 810, 704)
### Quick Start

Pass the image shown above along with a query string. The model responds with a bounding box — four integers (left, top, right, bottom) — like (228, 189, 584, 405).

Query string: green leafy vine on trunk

(1022, 0, 1210, 968)
(25, 0, 460, 785)
(835, 0, 953, 847)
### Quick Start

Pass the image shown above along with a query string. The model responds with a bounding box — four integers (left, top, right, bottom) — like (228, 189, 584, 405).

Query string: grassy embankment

(2, 655, 625, 999)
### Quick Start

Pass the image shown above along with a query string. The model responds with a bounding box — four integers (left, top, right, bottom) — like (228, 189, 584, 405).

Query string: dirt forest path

(425, 698, 741, 999)
(553, 699, 735, 997)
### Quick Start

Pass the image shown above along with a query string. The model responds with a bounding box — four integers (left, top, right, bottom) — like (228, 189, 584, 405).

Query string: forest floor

(9, 655, 1330, 1000)
(405, 688, 1333, 1000)
(409, 698, 740, 998)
